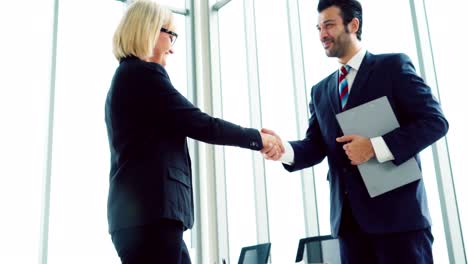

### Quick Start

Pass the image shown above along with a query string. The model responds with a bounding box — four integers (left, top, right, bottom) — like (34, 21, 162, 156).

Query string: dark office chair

(295, 235, 341, 263)
(238, 242, 271, 264)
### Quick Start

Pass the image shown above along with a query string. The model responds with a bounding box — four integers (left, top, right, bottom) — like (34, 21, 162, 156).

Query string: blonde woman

(105, 1, 282, 263)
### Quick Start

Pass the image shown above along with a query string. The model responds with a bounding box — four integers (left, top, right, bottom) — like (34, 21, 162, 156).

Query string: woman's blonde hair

(113, 0, 175, 61)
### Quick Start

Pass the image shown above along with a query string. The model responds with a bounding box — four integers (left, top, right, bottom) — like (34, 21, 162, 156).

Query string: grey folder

(336, 96, 422, 198)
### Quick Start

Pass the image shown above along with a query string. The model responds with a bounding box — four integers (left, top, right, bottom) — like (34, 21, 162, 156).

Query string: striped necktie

(339, 65, 351, 110)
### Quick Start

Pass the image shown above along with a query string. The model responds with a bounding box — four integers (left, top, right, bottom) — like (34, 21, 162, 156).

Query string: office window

(425, 1, 468, 258)
(156, 0, 186, 9)
(47, 1, 124, 263)
(298, 1, 449, 262)
(218, 1, 258, 263)
(0, 1, 54, 263)
(255, 0, 306, 262)
(47, 2, 193, 263)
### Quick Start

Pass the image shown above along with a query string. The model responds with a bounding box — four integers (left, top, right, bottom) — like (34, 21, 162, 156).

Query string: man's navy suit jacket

(105, 57, 263, 233)
(285, 52, 448, 236)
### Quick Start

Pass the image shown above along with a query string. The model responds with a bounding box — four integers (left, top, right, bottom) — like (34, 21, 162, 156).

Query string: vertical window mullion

(243, 0, 271, 245)
(210, 0, 229, 263)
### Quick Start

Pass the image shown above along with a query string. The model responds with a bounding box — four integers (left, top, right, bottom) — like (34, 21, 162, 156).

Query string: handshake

(259, 128, 376, 165)
(259, 128, 284, 161)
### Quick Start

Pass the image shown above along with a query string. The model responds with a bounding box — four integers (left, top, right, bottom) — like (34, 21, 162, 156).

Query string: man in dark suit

(262, 0, 448, 263)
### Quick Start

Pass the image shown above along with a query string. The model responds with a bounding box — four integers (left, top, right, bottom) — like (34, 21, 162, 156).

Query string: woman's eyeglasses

(161, 28, 178, 46)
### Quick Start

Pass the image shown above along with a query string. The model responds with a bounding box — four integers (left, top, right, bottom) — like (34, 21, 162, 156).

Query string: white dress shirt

(280, 48, 395, 165)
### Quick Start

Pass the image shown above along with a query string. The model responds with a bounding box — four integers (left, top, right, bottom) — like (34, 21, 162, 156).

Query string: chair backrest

(295, 235, 340, 263)
(238, 242, 271, 264)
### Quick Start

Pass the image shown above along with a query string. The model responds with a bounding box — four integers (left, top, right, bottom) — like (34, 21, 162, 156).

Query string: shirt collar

(342, 48, 367, 71)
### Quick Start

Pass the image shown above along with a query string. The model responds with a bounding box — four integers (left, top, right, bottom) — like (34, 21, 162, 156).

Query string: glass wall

(0, 1, 54, 263)
(214, 0, 308, 262)
(218, 1, 258, 263)
(157, 0, 186, 8)
(254, 0, 306, 262)
(425, 0, 468, 258)
(46, 1, 124, 263)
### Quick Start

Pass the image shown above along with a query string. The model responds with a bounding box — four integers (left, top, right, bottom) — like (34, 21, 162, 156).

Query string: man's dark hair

(318, 0, 363, 40)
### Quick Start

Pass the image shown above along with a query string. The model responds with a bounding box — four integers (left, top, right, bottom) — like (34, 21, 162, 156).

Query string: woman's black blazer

(105, 57, 263, 233)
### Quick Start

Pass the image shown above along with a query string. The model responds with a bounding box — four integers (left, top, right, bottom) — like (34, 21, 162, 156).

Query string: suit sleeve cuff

(247, 128, 263, 150)
(371, 136, 395, 163)
(280, 141, 295, 165)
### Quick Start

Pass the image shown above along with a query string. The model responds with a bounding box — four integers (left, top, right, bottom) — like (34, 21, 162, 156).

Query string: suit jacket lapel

(327, 72, 341, 115)
(345, 52, 375, 109)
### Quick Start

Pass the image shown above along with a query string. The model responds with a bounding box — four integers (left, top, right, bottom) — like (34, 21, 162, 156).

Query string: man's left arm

(381, 53, 449, 166)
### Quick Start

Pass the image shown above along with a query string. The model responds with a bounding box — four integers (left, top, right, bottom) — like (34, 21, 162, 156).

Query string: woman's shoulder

(113, 57, 172, 93)
(119, 56, 168, 78)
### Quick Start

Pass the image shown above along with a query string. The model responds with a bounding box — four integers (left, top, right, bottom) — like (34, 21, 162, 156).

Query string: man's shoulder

(371, 52, 411, 64)
(316, 71, 337, 87)
(360, 52, 413, 74)
(309, 72, 336, 98)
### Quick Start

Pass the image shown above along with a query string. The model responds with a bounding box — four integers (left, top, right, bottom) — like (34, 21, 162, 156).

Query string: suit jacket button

(342, 168, 348, 173)
(250, 142, 258, 148)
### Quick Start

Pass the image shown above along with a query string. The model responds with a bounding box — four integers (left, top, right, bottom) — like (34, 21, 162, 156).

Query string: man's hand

(336, 134, 375, 165)
(260, 128, 284, 161)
